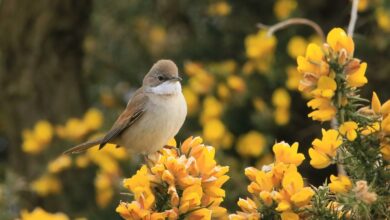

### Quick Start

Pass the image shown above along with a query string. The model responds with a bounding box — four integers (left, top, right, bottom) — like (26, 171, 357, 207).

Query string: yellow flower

(22, 120, 53, 154)
(253, 97, 267, 112)
(148, 26, 167, 55)
(358, 0, 369, 12)
(33, 120, 53, 145)
(56, 118, 88, 140)
(183, 86, 199, 116)
(21, 207, 69, 220)
(275, 168, 314, 211)
(237, 131, 266, 157)
(245, 30, 277, 59)
(200, 96, 223, 124)
(75, 155, 90, 168)
(380, 144, 390, 161)
(286, 66, 301, 90)
(229, 197, 260, 219)
(339, 121, 358, 141)
(371, 92, 381, 114)
(307, 97, 337, 122)
(308, 129, 342, 169)
(281, 211, 299, 220)
(187, 208, 212, 220)
(273, 142, 305, 166)
(186, 63, 215, 95)
(326, 28, 354, 55)
(346, 62, 368, 88)
(86, 143, 126, 174)
(179, 184, 203, 213)
(272, 88, 291, 108)
(217, 83, 231, 101)
(376, 7, 390, 32)
(287, 36, 307, 59)
(207, 1, 231, 16)
(237, 197, 258, 213)
(221, 131, 234, 149)
(48, 155, 72, 174)
(245, 167, 273, 194)
(83, 108, 103, 131)
(31, 175, 62, 197)
(274, 0, 297, 20)
(274, 108, 290, 126)
(297, 43, 329, 92)
(209, 60, 237, 75)
(203, 119, 226, 144)
(361, 122, 380, 136)
(227, 75, 246, 93)
(185, 61, 207, 76)
(95, 172, 114, 208)
(328, 174, 352, 194)
(311, 76, 337, 99)
(123, 165, 155, 209)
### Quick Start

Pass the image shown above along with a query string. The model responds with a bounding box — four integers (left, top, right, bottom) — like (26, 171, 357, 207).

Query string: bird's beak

(170, 76, 182, 82)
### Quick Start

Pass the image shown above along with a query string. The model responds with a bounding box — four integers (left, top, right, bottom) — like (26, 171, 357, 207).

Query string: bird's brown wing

(99, 88, 148, 149)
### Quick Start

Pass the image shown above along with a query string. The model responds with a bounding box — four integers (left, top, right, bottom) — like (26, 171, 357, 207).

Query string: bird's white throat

(148, 81, 182, 95)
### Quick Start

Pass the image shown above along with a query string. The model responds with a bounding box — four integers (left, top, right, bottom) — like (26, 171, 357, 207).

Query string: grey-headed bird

(64, 59, 187, 155)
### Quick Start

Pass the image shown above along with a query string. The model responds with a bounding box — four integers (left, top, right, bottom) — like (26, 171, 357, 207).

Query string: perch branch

(257, 18, 325, 42)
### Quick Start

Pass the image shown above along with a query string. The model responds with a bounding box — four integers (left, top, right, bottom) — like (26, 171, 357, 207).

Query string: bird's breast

(119, 92, 187, 154)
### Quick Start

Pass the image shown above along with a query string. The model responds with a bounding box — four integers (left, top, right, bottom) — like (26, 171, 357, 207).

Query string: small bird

(64, 59, 187, 155)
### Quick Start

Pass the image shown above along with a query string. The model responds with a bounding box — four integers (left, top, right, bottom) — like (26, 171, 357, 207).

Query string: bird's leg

(163, 145, 181, 155)
(143, 154, 154, 168)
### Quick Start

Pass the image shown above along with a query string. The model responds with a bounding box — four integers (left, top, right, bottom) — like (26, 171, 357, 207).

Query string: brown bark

(0, 0, 92, 175)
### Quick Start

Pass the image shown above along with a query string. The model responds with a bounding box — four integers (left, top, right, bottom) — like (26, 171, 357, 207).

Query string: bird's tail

(63, 139, 102, 154)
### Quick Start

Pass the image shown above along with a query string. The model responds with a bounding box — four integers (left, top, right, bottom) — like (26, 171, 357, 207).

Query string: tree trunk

(0, 0, 92, 185)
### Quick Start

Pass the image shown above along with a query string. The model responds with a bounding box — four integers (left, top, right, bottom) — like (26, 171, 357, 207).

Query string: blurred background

(0, 0, 389, 219)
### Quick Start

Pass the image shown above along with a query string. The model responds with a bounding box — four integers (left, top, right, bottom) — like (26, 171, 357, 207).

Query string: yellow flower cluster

(244, 30, 277, 74)
(376, 7, 390, 32)
(297, 28, 368, 121)
(366, 92, 390, 161)
(20, 207, 69, 220)
(273, 0, 297, 20)
(23, 108, 127, 208)
(308, 129, 342, 169)
(185, 62, 215, 96)
(207, 1, 231, 17)
(133, 18, 168, 56)
(328, 174, 352, 194)
(87, 143, 129, 208)
(230, 141, 314, 219)
(272, 88, 291, 125)
(31, 175, 62, 197)
(116, 137, 229, 219)
(22, 120, 53, 154)
(339, 121, 358, 141)
(56, 108, 103, 140)
(236, 131, 266, 157)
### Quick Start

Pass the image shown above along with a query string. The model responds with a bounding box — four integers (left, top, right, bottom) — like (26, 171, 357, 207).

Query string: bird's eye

(157, 75, 165, 81)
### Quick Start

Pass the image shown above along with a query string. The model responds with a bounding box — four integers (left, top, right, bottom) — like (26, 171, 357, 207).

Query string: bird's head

(143, 60, 182, 95)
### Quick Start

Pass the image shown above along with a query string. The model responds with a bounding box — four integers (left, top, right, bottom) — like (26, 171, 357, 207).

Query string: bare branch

(348, 0, 359, 37)
(257, 18, 325, 42)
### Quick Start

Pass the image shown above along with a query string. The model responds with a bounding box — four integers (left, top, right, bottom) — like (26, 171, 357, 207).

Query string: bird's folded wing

(99, 88, 148, 149)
